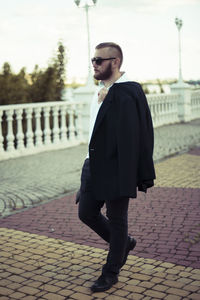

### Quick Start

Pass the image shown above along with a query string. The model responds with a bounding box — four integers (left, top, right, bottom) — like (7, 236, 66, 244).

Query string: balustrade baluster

(154, 101, 158, 127)
(171, 100, 174, 123)
(15, 108, 25, 150)
(34, 107, 43, 147)
(162, 101, 166, 124)
(0, 110, 4, 153)
(159, 99, 163, 125)
(171, 100, 175, 123)
(169, 101, 171, 123)
(43, 106, 51, 145)
(166, 102, 170, 123)
(52, 106, 60, 144)
(60, 105, 68, 142)
(159, 101, 162, 126)
(153, 104, 156, 126)
(6, 109, 15, 152)
(25, 107, 34, 148)
(158, 101, 161, 124)
(68, 105, 76, 142)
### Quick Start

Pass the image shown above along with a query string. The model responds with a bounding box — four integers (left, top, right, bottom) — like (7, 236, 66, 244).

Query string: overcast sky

(0, 0, 200, 82)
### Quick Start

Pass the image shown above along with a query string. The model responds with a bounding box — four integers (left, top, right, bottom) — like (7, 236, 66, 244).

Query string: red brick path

(1, 186, 199, 269)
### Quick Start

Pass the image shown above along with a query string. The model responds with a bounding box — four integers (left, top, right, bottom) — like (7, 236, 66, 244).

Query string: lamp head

(74, 0, 81, 6)
(175, 17, 183, 29)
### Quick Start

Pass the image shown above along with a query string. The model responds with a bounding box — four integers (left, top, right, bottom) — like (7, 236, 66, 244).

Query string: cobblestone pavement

(0, 146, 199, 299)
(0, 119, 200, 216)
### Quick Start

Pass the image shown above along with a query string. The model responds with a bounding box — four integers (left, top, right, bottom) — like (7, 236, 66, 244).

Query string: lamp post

(74, 0, 97, 87)
(171, 17, 190, 123)
(175, 17, 183, 84)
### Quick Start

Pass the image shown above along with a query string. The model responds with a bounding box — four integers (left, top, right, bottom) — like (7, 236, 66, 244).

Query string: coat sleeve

(115, 86, 140, 198)
(115, 83, 155, 198)
(134, 84, 156, 191)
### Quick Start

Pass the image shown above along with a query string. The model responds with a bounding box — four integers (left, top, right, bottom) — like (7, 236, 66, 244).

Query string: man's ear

(113, 57, 121, 69)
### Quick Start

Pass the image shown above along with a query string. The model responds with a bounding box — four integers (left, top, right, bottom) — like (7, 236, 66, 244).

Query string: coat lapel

(90, 87, 114, 142)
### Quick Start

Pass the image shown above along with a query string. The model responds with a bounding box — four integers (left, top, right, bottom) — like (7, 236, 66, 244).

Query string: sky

(0, 0, 200, 83)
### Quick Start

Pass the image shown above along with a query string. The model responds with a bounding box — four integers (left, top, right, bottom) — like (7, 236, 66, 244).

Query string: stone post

(170, 81, 192, 122)
(73, 84, 96, 142)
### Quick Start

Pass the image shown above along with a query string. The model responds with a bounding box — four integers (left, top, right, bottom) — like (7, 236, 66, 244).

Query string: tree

(28, 65, 57, 102)
(0, 63, 29, 105)
(0, 41, 67, 105)
(28, 41, 66, 102)
(54, 41, 66, 101)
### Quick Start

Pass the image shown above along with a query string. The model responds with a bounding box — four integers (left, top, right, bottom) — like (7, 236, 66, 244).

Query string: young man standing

(77, 42, 155, 292)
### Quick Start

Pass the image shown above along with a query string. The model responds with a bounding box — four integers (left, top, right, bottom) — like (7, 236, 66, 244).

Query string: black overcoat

(89, 81, 156, 201)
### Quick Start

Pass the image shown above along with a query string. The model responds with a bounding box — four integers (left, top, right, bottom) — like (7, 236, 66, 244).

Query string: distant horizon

(65, 76, 200, 85)
(1, 60, 199, 85)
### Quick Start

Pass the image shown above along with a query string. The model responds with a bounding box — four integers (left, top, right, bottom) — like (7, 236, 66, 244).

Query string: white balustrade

(0, 87, 200, 161)
(0, 101, 86, 161)
(147, 94, 180, 128)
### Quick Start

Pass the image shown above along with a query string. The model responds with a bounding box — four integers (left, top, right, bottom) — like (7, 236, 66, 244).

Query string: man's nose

(92, 61, 97, 67)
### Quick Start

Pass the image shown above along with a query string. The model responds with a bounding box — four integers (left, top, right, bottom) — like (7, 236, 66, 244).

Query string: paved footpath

(0, 119, 200, 216)
(0, 147, 200, 299)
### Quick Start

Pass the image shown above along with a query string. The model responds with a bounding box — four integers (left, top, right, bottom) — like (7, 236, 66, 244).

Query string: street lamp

(74, 0, 98, 87)
(175, 17, 183, 84)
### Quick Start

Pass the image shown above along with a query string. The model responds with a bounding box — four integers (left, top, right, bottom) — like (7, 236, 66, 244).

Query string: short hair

(95, 42, 123, 68)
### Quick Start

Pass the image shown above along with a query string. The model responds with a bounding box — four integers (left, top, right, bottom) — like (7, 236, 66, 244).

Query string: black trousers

(78, 158, 129, 276)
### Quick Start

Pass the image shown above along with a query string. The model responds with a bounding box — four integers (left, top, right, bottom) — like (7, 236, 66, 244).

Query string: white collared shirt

(86, 72, 130, 158)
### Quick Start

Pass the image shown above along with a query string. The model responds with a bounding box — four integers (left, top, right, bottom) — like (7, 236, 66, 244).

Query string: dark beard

(94, 63, 112, 80)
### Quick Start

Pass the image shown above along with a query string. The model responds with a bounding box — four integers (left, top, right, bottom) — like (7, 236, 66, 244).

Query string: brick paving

(0, 146, 200, 299)
(0, 228, 200, 300)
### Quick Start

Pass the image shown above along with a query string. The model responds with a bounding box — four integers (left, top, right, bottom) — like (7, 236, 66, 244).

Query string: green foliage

(0, 41, 66, 105)
(28, 65, 58, 102)
(0, 63, 29, 105)
(55, 41, 66, 100)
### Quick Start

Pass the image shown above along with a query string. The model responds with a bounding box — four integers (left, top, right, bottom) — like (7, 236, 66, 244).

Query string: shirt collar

(99, 72, 129, 89)
(115, 72, 129, 84)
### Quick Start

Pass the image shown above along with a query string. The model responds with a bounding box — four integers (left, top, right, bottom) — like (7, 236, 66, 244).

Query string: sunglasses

(91, 57, 116, 66)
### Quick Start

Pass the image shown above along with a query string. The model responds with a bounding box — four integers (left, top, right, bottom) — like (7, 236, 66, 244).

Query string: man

(77, 42, 155, 293)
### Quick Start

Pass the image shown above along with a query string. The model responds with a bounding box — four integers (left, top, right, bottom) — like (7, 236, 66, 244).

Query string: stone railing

(0, 86, 200, 161)
(147, 93, 180, 128)
(0, 101, 86, 161)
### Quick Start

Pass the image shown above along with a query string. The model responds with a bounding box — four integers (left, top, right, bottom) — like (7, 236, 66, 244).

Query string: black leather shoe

(121, 236, 137, 268)
(91, 274, 118, 293)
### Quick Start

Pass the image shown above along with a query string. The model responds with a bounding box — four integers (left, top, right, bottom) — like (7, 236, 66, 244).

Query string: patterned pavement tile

(0, 228, 200, 300)
(154, 153, 200, 188)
